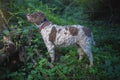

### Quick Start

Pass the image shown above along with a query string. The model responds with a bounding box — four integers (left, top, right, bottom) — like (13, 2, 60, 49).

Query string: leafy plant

(0, 0, 120, 80)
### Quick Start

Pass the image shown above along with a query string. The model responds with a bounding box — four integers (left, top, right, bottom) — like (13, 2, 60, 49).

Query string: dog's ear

(38, 12, 46, 22)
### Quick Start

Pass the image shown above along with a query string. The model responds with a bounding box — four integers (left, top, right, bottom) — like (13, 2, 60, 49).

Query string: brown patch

(27, 12, 46, 25)
(58, 29, 61, 33)
(49, 27, 57, 43)
(82, 27, 91, 37)
(35, 12, 46, 25)
(69, 27, 79, 36)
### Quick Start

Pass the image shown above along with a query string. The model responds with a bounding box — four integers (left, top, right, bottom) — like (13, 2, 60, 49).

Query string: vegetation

(0, 0, 120, 80)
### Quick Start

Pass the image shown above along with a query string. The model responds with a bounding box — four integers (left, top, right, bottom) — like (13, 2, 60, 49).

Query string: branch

(0, 9, 10, 31)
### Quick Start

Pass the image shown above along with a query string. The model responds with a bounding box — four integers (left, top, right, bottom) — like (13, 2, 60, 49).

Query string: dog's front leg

(46, 43, 55, 63)
(48, 49, 55, 63)
(47, 47, 55, 68)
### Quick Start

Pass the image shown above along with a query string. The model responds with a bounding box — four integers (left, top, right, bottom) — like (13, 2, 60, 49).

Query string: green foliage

(3, 30, 10, 35)
(0, 0, 120, 80)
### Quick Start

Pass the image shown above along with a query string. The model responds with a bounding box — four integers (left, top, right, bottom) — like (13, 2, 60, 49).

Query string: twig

(0, 9, 10, 31)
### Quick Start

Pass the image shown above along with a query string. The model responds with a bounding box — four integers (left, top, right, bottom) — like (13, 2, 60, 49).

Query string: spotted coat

(26, 12, 95, 67)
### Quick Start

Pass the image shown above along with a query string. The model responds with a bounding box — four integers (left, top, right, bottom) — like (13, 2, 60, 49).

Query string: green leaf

(23, 29, 29, 34)
(3, 30, 10, 35)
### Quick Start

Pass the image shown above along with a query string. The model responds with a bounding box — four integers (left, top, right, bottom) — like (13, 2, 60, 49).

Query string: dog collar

(37, 21, 50, 31)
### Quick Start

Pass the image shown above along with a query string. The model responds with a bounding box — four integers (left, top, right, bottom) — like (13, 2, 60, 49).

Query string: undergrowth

(0, 0, 120, 80)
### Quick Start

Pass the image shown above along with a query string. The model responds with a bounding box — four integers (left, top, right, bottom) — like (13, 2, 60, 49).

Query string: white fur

(37, 23, 94, 66)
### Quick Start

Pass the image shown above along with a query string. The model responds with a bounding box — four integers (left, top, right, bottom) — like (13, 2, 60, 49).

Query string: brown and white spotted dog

(26, 12, 95, 67)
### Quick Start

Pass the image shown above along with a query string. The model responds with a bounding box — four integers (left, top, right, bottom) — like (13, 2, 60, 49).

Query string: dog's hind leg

(82, 46, 93, 67)
(77, 40, 93, 67)
(77, 47, 85, 61)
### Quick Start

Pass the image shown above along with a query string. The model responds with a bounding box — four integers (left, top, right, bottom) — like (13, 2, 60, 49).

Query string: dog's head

(26, 12, 46, 25)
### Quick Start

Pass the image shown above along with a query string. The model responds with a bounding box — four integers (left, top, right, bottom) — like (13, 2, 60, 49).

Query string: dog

(26, 12, 95, 67)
